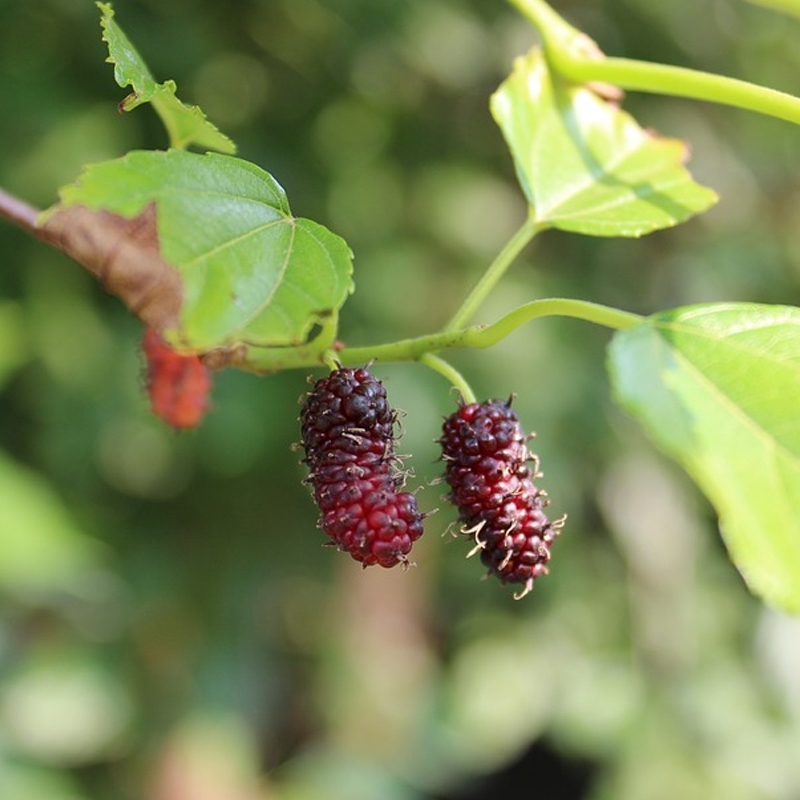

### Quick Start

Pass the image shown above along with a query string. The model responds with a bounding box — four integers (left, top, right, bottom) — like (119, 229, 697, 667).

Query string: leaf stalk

(442, 215, 544, 332)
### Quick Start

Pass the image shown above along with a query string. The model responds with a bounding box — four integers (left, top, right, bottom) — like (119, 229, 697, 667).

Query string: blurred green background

(2, 0, 800, 798)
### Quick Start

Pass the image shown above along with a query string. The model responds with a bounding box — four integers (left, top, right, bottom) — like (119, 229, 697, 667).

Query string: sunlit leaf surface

(491, 48, 718, 236)
(47, 150, 354, 351)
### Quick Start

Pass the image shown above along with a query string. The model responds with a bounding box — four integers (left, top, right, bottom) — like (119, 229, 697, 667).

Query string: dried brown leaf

(38, 202, 182, 331)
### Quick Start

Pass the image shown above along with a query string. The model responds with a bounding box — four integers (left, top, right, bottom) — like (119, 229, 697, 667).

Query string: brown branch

(0, 187, 44, 236)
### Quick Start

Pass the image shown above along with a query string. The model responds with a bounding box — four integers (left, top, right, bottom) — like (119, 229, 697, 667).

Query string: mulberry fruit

(299, 366, 424, 568)
(439, 399, 564, 598)
(142, 327, 212, 429)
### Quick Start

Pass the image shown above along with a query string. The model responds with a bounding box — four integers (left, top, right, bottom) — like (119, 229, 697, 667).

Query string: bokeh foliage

(1, 1, 800, 798)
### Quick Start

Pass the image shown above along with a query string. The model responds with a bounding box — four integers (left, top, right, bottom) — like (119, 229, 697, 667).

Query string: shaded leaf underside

(608, 303, 800, 612)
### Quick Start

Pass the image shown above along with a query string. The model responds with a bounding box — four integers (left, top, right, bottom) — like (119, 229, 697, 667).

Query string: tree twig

(0, 187, 43, 236)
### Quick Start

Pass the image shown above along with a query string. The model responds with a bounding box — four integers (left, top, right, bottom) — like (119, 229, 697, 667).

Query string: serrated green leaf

(149, 83, 237, 154)
(608, 303, 800, 612)
(491, 48, 718, 236)
(50, 149, 354, 352)
(97, 2, 235, 154)
(97, 1, 157, 104)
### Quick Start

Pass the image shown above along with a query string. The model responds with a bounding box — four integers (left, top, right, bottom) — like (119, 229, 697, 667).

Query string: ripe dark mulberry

(142, 327, 212, 429)
(299, 367, 424, 568)
(439, 399, 564, 598)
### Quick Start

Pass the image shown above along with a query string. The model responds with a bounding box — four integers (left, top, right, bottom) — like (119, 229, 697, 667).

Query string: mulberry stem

(244, 298, 643, 372)
(419, 354, 477, 404)
(510, 0, 800, 128)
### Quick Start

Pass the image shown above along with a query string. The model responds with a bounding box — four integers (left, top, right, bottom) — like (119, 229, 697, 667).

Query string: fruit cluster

(138, 350, 563, 597)
(297, 366, 564, 597)
(299, 367, 425, 568)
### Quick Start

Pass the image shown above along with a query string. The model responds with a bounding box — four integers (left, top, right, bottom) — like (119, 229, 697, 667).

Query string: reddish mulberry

(299, 366, 424, 567)
(439, 399, 564, 598)
(142, 327, 212, 430)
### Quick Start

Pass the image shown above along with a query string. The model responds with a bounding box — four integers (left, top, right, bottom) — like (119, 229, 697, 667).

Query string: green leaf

(0, 451, 101, 596)
(490, 48, 718, 236)
(608, 303, 800, 612)
(47, 149, 354, 352)
(98, 2, 236, 154)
